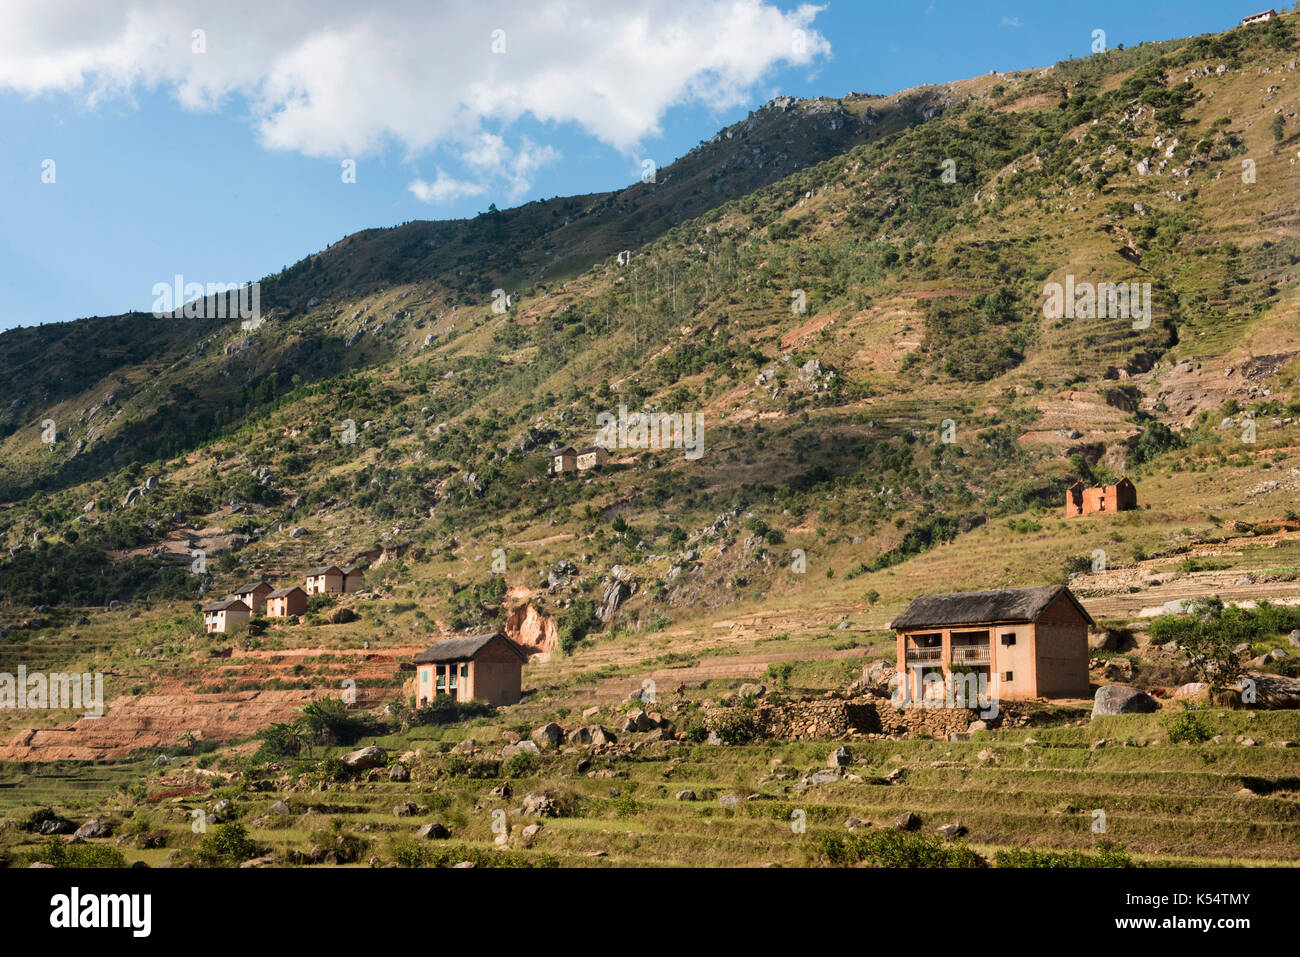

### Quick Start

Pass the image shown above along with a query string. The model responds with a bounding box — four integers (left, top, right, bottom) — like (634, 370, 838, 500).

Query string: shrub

(503, 751, 538, 778)
(820, 830, 986, 868)
(28, 836, 127, 869)
(993, 844, 1135, 868)
(1166, 711, 1212, 744)
(707, 710, 760, 745)
(196, 823, 257, 866)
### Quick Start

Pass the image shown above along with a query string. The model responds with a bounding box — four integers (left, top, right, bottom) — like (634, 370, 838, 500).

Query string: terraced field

(2, 706, 1297, 867)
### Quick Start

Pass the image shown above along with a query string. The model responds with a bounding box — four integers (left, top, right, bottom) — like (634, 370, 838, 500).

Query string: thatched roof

(232, 581, 270, 594)
(890, 585, 1093, 630)
(267, 586, 305, 598)
(414, 632, 526, 664)
(304, 565, 341, 576)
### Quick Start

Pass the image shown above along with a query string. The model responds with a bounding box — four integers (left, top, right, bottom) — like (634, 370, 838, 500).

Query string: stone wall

(707, 695, 991, 741)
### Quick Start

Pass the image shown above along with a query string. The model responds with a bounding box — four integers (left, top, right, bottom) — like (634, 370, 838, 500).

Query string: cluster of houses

(401, 582, 1098, 712)
(201, 564, 365, 633)
(548, 445, 610, 474)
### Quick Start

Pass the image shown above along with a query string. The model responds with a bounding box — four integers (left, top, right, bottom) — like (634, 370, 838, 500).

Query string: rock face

(503, 598, 558, 657)
(597, 578, 634, 622)
(1091, 685, 1158, 717)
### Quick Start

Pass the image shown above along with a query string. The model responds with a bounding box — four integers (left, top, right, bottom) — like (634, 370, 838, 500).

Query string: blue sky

(0, 0, 1263, 331)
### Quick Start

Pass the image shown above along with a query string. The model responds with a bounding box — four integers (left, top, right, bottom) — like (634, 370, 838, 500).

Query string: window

(460, 664, 469, 677)
(421, 670, 429, 684)
(1003, 671, 1013, 682)
(1000, 633, 1016, 646)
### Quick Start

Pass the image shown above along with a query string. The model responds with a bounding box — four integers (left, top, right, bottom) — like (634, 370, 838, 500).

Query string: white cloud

(408, 172, 488, 205)
(1001, 16, 1021, 27)
(0, 1, 830, 199)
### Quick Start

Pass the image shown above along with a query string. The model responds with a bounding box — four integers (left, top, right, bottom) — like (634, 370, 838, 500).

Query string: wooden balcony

(904, 646, 991, 664)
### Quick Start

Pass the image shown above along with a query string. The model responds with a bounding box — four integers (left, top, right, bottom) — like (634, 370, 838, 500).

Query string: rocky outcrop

(503, 598, 557, 657)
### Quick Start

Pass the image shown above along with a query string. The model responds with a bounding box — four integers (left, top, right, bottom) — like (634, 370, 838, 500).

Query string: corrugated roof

(202, 597, 248, 612)
(890, 585, 1093, 630)
(414, 632, 526, 663)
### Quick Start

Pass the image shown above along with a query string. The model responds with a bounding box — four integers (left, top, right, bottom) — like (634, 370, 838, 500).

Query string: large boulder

(1091, 684, 1158, 717)
(340, 745, 387, 770)
(588, 725, 617, 747)
(531, 723, 563, 749)
(1245, 672, 1300, 709)
(73, 818, 111, 840)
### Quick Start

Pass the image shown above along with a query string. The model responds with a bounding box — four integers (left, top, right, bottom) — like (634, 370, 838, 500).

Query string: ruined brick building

(1065, 477, 1137, 517)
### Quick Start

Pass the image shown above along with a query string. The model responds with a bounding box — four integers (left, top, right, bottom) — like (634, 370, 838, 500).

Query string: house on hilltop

(202, 597, 250, 634)
(413, 632, 528, 706)
(231, 581, 272, 616)
(265, 586, 308, 618)
(576, 445, 610, 470)
(1065, 477, 1136, 517)
(891, 585, 1093, 700)
(1240, 9, 1278, 26)
(548, 446, 577, 474)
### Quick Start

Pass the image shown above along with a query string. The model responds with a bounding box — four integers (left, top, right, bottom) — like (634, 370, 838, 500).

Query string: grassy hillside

(0, 14, 1298, 868)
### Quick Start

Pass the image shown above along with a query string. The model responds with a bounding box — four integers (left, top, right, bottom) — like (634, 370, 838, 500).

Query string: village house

(230, 581, 272, 616)
(265, 586, 308, 618)
(575, 445, 610, 470)
(1065, 477, 1137, 517)
(1240, 8, 1277, 26)
(303, 565, 343, 595)
(303, 565, 363, 595)
(891, 585, 1093, 701)
(413, 632, 528, 706)
(202, 597, 251, 634)
(548, 446, 577, 474)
